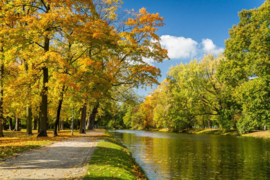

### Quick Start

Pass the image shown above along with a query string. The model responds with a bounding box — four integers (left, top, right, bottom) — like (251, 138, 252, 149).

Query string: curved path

(0, 130, 104, 180)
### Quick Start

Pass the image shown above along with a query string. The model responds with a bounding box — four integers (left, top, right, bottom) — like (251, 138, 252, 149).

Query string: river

(110, 130, 270, 180)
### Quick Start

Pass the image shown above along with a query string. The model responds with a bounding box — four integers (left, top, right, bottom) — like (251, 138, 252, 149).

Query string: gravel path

(0, 130, 104, 180)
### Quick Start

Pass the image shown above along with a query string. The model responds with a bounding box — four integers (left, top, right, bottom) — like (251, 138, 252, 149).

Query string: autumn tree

(73, 7, 169, 130)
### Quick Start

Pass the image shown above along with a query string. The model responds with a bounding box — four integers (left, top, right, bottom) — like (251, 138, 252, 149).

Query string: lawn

(84, 131, 148, 180)
(242, 130, 270, 139)
(194, 129, 239, 136)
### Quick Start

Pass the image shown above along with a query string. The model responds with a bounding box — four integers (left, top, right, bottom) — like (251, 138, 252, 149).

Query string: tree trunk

(86, 110, 91, 129)
(0, 46, 4, 137)
(80, 104, 87, 134)
(14, 117, 20, 131)
(54, 85, 65, 136)
(61, 119, 64, 130)
(58, 120, 60, 131)
(208, 120, 212, 129)
(202, 120, 205, 129)
(9, 117, 12, 130)
(3, 118, 7, 130)
(38, 37, 49, 137)
(25, 62, 33, 135)
(88, 102, 99, 130)
(71, 106, 74, 135)
(38, 105, 41, 133)
(33, 117, 37, 130)
(26, 106, 33, 135)
(38, 116, 41, 133)
(77, 118, 80, 130)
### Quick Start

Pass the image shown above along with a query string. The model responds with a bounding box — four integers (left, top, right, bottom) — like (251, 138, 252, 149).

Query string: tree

(166, 55, 237, 131)
(76, 7, 168, 130)
(222, 0, 270, 132)
(224, 0, 270, 82)
(0, 1, 168, 136)
(0, 44, 3, 137)
(235, 77, 270, 134)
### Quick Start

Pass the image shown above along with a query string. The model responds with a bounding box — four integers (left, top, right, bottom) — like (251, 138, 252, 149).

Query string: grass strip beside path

(84, 131, 148, 180)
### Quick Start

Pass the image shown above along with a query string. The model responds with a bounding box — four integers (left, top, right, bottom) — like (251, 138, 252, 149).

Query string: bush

(236, 116, 255, 134)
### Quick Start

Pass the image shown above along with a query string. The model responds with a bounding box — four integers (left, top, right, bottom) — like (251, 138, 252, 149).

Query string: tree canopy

(0, 0, 168, 137)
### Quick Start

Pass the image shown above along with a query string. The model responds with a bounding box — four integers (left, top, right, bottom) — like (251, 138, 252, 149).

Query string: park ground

(0, 129, 147, 180)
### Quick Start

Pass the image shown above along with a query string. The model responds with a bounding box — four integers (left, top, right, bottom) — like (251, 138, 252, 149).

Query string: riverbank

(186, 128, 240, 136)
(150, 128, 270, 139)
(185, 128, 270, 138)
(149, 128, 239, 135)
(84, 131, 148, 180)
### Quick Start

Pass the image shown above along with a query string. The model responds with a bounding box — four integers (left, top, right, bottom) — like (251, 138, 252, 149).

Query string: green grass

(196, 129, 239, 136)
(186, 129, 239, 136)
(242, 130, 270, 139)
(84, 131, 148, 180)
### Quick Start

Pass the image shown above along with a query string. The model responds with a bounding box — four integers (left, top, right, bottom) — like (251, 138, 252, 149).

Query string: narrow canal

(110, 130, 270, 180)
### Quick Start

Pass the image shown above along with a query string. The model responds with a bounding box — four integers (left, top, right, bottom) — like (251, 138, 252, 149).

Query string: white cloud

(201, 38, 224, 56)
(141, 35, 224, 65)
(160, 35, 198, 59)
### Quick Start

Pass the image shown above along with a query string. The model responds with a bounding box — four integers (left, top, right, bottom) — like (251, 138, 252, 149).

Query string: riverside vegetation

(102, 1, 270, 136)
(1, 0, 270, 179)
(0, 0, 168, 137)
(0, 0, 166, 179)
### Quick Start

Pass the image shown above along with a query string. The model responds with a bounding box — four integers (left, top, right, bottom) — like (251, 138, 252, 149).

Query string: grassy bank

(84, 131, 148, 180)
(149, 128, 240, 136)
(186, 129, 240, 136)
(155, 128, 270, 139)
(185, 128, 270, 138)
(242, 130, 270, 139)
(0, 129, 82, 160)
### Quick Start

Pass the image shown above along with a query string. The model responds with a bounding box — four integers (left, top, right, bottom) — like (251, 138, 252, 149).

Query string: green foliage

(234, 77, 270, 133)
(224, 0, 270, 81)
(83, 0, 270, 136)
(236, 116, 255, 134)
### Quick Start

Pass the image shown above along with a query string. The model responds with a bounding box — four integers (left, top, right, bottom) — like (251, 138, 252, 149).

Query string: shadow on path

(0, 130, 104, 179)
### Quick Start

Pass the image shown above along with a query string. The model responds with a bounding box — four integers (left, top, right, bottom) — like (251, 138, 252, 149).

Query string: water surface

(110, 130, 270, 180)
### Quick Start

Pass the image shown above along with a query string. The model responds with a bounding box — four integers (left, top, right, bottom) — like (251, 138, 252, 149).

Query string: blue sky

(121, 0, 265, 96)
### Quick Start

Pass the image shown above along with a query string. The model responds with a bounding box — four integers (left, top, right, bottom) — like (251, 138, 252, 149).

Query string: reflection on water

(110, 130, 270, 180)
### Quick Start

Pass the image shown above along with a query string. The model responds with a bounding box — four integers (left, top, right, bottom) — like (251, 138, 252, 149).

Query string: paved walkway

(0, 130, 104, 180)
